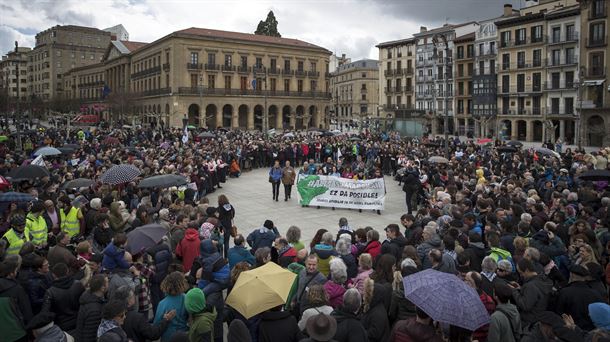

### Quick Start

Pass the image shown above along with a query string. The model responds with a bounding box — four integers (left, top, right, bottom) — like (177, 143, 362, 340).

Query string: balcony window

(533, 49, 542, 67)
(517, 74, 525, 92)
(501, 31, 511, 48)
(551, 98, 560, 114)
(531, 26, 543, 43)
(566, 48, 575, 64)
(591, 0, 606, 18)
(240, 56, 247, 68)
(590, 22, 606, 46)
(552, 27, 561, 43)
(565, 71, 574, 89)
(551, 49, 560, 66)
(565, 98, 574, 115)
(208, 53, 216, 65)
(533, 73, 541, 91)
(551, 72, 560, 89)
(224, 54, 232, 67)
(515, 28, 526, 45)
(517, 52, 525, 68)
(256, 57, 263, 69)
(284, 60, 291, 71)
(566, 25, 576, 41)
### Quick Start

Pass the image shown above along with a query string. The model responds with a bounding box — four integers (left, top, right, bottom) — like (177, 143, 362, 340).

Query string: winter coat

(324, 281, 347, 309)
(175, 228, 200, 272)
(247, 226, 278, 252)
(487, 303, 521, 342)
(0, 277, 32, 339)
(404, 225, 423, 246)
(363, 241, 382, 260)
(36, 323, 74, 342)
(41, 275, 85, 332)
(278, 246, 298, 268)
(313, 244, 338, 277)
(381, 236, 408, 262)
(432, 253, 457, 275)
(417, 236, 442, 269)
(281, 166, 296, 185)
(390, 317, 443, 342)
(530, 231, 566, 258)
(98, 319, 129, 342)
(556, 281, 605, 331)
(295, 270, 327, 313)
(331, 308, 369, 342)
(473, 290, 496, 342)
(340, 254, 358, 279)
(352, 269, 373, 296)
(19, 268, 51, 315)
(47, 244, 77, 269)
(217, 203, 235, 233)
(189, 308, 217, 342)
(122, 306, 170, 342)
(389, 280, 416, 324)
(153, 294, 188, 342)
(76, 290, 105, 342)
(511, 274, 553, 327)
(361, 283, 390, 342)
(102, 241, 130, 271)
(197, 240, 230, 289)
(258, 310, 302, 342)
(464, 242, 488, 272)
(228, 245, 256, 269)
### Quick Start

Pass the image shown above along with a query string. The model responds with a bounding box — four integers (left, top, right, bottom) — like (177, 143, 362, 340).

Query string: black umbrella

(198, 132, 216, 139)
(496, 146, 517, 153)
(125, 224, 167, 254)
(100, 164, 141, 185)
(7, 165, 49, 181)
(138, 174, 188, 189)
(349, 136, 362, 141)
(63, 144, 80, 149)
(579, 169, 610, 182)
(424, 142, 440, 147)
(57, 147, 75, 155)
(506, 140, 523, 147)
(62, 178, 95, 189)
(0, 192, 34, 203)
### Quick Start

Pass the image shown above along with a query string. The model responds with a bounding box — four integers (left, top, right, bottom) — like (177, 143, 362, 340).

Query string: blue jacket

(228, 246, 256, 269)
(269, 167, 282, 182)
(102, 242, 130, 271)
(198, 240, 230, 287)
(153, 294, 188, 342)
(247, 227, 278, 252)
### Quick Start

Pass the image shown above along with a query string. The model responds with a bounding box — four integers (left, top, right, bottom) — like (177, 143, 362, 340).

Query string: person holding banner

(281, 161, 296, 201)
(269, 160, 282, 202)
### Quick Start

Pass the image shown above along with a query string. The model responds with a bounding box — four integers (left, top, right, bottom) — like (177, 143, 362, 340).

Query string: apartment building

(0, 47, 31, 102)
(65, 27, 332, 129)
(413, 22, 478, 135)
(578, 0, 609, 147)
(330, 59, 379, 131)
(454, 33, 475, 136)
(376, 38, 421, 134)
(28, 25, 112, 102)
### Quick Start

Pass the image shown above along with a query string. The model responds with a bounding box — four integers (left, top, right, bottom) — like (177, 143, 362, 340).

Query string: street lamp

(432, 33, 450, 159)
(576, 66, 585, 151)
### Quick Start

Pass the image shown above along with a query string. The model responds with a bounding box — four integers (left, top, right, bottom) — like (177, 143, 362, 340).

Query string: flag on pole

(31, 155, 45, 166)
(182, 124, 188, 144)
(337, 147, 342, 160)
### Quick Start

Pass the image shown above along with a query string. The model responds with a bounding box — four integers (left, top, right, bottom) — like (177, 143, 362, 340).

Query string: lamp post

(199, 72, 204, 128)
(14, 41, 22, 151)
(576, 66, 585, 151)
(432, 33, 450, 159)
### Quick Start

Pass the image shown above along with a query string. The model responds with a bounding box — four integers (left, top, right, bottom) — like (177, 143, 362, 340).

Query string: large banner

(296, 174, 386, 210)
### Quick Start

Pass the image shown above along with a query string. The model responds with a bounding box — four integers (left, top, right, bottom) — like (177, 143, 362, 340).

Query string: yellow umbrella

(226, 262, 297, 319)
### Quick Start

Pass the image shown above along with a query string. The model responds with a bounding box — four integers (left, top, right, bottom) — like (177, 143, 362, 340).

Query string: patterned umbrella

(428, 156, 449, 164)
(100, 164, 140, 185)
(62, 178, 95, 189)
(534, 147, 561, 159)
(403, 269, 490, 331)
(33, 146, 61, 156)
(6, 165, 49, 180)
(0, 192, 34, 203)
(137, 174, 188, 189)
(0, 176, 10, 190)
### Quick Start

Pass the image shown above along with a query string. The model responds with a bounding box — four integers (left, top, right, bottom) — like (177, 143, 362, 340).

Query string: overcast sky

(1, 0, 523, 60)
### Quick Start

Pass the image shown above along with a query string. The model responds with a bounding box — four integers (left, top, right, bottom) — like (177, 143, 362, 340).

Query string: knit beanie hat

(184, 288, 206, 314)
(589, 302, 610, 330)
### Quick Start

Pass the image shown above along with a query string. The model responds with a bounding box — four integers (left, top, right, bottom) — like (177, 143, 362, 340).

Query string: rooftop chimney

(503, 4, 513, 16)
(420, 26, 427, 33)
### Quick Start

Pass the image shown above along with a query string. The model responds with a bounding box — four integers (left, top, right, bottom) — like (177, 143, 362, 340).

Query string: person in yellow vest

(58, 196, 84, 239)
(26, 201, 48, 248)
(1, 214, 33, 255)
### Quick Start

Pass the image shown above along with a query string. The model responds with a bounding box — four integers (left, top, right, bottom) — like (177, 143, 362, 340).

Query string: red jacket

(363, 240, 382, 260)
(175, 228, 200, 272)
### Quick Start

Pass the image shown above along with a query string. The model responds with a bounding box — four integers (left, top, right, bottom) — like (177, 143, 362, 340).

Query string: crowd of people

(0, 124, 609, 342)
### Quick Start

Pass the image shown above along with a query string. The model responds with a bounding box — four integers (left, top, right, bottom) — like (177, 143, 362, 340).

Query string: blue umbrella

(403, 269, 490, 331)
(0, 192, 34, 203)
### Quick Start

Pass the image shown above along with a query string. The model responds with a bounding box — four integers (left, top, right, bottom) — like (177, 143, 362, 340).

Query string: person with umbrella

(26, 201, 48, 248)
(1, 214, 32, 255)
(390, 306, 444, 342)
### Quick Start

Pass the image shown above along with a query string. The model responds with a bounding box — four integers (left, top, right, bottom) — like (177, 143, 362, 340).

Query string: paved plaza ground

(213, 168, 407, 246)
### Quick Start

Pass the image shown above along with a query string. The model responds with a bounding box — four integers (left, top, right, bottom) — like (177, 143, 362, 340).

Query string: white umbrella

(34, 146, 62, 156)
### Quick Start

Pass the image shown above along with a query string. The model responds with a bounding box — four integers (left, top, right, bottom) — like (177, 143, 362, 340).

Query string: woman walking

(269, 160, 282, 202)
(217, 194, 235, 258)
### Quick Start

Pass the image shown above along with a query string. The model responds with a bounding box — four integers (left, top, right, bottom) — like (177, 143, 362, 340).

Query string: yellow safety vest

(2, 228, 30, 255)
(26, 213, 48, 245)
(60, 207, 80, 238)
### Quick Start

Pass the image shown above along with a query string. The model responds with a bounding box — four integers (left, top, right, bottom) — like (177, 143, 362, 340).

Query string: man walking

(282, 160, 296, 201)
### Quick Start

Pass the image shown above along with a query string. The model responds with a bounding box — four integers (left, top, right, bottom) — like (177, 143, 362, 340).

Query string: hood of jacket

(279, 246, 297, 258)
(222, 203, 233, 212)
(200, 239, 217, 257)
(184, 228, 199, 241)
(0, 278, 18, 294)
(399, 318, 440, 341)
(52, 275, 75, 290)
(422, 235, 442, 249)
(367, 283, 386, 309)
(390, 235, 408, 249)
(79, 290, 105, 306)
(333, 308, 359, 324)
(325, 281, 346, 300)
(97, 319, 120, 338)
(314, 244, 336, 259)
(103, 242, 123, 258)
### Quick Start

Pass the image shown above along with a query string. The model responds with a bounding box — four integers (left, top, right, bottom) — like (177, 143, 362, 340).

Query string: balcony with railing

(403, 67, 414, 75)
(177, 87, 331, 98)
(237, 66, 250, 74)
(187, 63, 201, 70)
(584, 66, 607, 78)
(546, 107, 575, 116)
(546, 57, 578, 68)
(139, 87, 172, 97)
(500, 36, 547, 48)
(268, 67, 280, 75)
(308, 71, 320, 77)
(415, 91, 434, 98)
(475, 48, 496, 58)
(384, 69, 394, 77)
(294, 70, 307, 77)
(474, 67, 497, 76)
(282, 69, 294, 76)
(221, 64, 235, 72)
(253, 66, 265, 74)
(204, 64, 220, 71)
(544, 80, 576, 91)
(588, 35, 607, 48)
(499, 85, 543, 95)
(548, 32, 579, 45)
(131, 65, 162, 79)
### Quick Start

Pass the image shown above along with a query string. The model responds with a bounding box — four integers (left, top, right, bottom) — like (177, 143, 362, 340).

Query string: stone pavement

(211, 168, 407, 247)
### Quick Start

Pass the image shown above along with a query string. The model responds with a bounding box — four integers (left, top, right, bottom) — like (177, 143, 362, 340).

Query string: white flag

(182, 125, 188, 143)
(337, 148, 342, 160)
(31, 155, 45, 166)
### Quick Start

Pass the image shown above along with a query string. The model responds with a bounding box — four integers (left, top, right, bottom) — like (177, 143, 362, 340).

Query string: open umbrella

(226, 262, 297, 319)
(197, 132, 216, 139)
(0, 176, 10, 191)
(424, 142, 440, 147)
(506, 140, 523, 147)
(282, 132, 295, 139)
(349, 136, 362, 141)
(62, 178, 95, 189)
(34, 146, 61, 156)
(125, 224, 167, 254)
(7, 165, 49, 180)
(138, 174, 188, 189)
(63, 144, 80, 149)
(428, 156, 449, 164)
(57, 147, 75, 155)
(0, 192, 34, 203)
(100, 164, 140, 185)
(579, 169, 610, 182)
(535, 147, 561, 159)
(404, 269, 490, 331)
(476, 138, 493, 145)
(0, 135, 8, 142)
(496, 146, 517, 153)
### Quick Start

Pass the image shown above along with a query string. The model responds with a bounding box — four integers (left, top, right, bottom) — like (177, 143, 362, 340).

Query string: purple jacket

(324, 281, 346, 309)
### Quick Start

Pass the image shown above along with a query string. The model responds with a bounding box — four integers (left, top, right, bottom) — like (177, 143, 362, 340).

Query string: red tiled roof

(174, 27, 329, 52)
(121, 40, 147, 52)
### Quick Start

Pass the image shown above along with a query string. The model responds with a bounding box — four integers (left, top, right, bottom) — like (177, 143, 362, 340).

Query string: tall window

(270, 58, 276, 70)
(240, 56, 247, 68)
(551, 98, 560, 114)
(190, 52, 198, 65)
(284, 60, 291, 71)
(533, 49, 542, 67)
(532, 73, 541, 91)
(224, 75, 231, 89)
(284, 79, 290, 91)
(566, 48, 575, 64)
(565, 98, 574, 115)
(502, 75, 509, 93)
(311, 80, 317, 91)
(565, 71, 574, 88)
(566, 24, 575, 40)
(517, 74, 525, 92)
(310, 62, 316, 71)
(207, 53, 216, 65)
(255, 57, 263, 68)
(517, 51, 525, 68)
(297, 61, 304, 72)
(208, 75, 215, 88)
(224, 54, 232, 67)
(531, 25, 543, 42)
(590, 22, 605, 45)
(551, 50, 561, 66)
(591, 52, 604, 76)
(552, 27, 561, 43)
(501, 31, 511, 47)
(457, 46, 464, 59)
(479, 43, 484, 55)
(190, 74, 198, 88)
(592, 0, 606, 18)
(551, 72, 560, 89)
(270, 78, 276, 91)
(502, 53, 510, 70)
(489, 42, 495, 54)
(515, 28, 526, 44)
(240, 77, 247, 90)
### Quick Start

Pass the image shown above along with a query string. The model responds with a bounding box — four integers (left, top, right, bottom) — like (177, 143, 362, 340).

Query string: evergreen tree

(254, 11, 281, 37)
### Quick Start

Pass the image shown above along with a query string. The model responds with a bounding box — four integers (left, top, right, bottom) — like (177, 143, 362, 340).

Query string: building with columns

(329, 59, 379, 131)
(64, 27, 331, 129)
(453, 33, 475, 136)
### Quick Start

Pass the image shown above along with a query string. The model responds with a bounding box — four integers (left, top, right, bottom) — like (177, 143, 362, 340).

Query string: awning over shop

(583, 79, 605, 86)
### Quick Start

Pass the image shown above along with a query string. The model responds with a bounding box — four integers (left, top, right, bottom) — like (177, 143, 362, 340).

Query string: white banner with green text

(296, 174, 386, 210)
